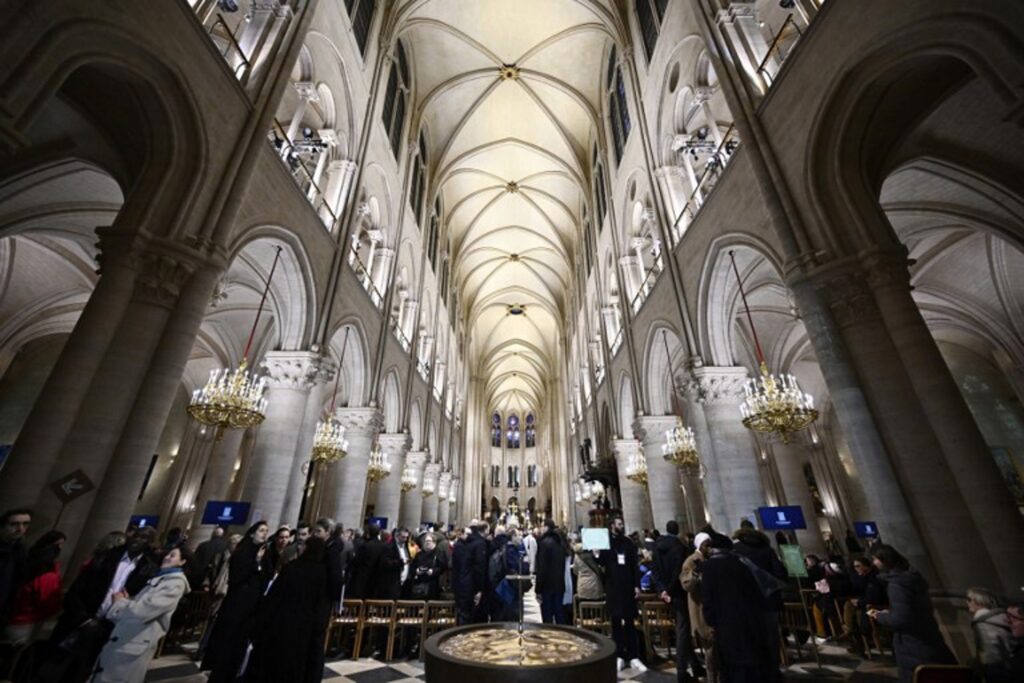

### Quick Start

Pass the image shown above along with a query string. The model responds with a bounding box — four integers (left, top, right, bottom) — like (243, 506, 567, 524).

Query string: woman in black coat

(202, 521, 273, 683)
(868, 545, 956, 683)
(409, 534, 447, 600)
(246, 537, 329, 683)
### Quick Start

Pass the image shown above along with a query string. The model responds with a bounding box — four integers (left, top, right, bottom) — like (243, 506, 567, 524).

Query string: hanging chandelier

(311, 329, 350, 464)
(729, 250, 818, 443)
(367, 443, 391, 482)
(658, 330, 703, 470)
(421, 473, 435, 498)
(625, 450, 648, 486)
(188, 246, 282, 432)
(400, 466, 417, 493)
(438, 478, 449, 501)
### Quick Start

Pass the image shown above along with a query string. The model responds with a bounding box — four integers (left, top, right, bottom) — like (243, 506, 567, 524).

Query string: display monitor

(757, 505, 807, 530)
(854, 521, 880, 538)
(200, 501, 251, 526)
(129, 514, 159, 529)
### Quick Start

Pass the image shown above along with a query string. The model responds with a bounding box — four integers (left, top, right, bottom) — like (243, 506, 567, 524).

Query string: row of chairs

(324, 599, 456, 661)
(574, 598, 676, 661)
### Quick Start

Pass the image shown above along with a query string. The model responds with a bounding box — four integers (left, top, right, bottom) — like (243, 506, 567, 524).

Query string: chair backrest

(578, 601, 607, 627)
(426, 600, 456, 624)
(912, 665, 972, 683)
(337, 599, 363, 622)
(364, 600, 396, 622)
(395, 600, 426, 621)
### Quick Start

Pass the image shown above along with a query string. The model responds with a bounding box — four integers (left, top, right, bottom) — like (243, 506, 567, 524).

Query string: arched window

(347, 0, 377, 57)
(527, 464, 538, 488)
(410, 130, 428, 226)
(525, 413, 536, 448)
(582, 215, 594, 277)
(506, 414, 520, 449)
(491, 412, 501, 447)
(593, 146, 607, 232)
(635, 0, 669, 61)
(606, 47, 631, 164)
(382, 41, 411, 159)
(427, 197, 440, 271)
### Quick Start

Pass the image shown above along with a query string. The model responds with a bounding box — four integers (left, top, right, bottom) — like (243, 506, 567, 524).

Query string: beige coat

(680, 550, 711, 641)
(92, 570, 190, 682)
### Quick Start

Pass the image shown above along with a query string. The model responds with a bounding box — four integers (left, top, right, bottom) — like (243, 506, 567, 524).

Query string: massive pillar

(190, 428, 246, 534)
(325, 407, 383, 530)
(374, 432, 411, 531)
(400, 451, 428, 530)
(688, 366, 764, 531)
(437, 470, 452, 527)
(242, 351, 319, 525)
(611, 439, 652, 534)
(280, 361, 333, 526)
(771, 441, 825, 556)
(633, 416, 686, 530)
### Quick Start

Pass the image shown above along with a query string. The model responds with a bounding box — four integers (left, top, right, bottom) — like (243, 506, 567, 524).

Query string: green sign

(780, 544, 808, 578)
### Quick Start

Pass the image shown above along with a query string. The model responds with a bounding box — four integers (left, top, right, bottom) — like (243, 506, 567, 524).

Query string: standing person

(451, 520, 488, 625)
(392, 528, 415, 598)
(266, 527, 291, 572)
(409, 533, 446, 600)
(246, 536, 330, 683)
(699, 532, 771, 683)
(349, 524, 401, 601)
(313, 519, 345, 608)
(732, 521, 787, 681)
(868, 544, 956, 683)
(571, 543, 604, 601)
(523, 528, 538, 576)
(653, 521, 704, 683)
(280, 521, 310, 566)
(90, 546, 194, 682)
(681, 533, 715, 683)
(534, 520, 567, 625)
(192, 527, 228, 590)
(4, 530, 65, 645)
(0, 508, 32, 630)
(596, 516, 645, 673)
(202, 520, 273, 683)
(966, 587, 1014, 683)
(842, 556, 886, 655)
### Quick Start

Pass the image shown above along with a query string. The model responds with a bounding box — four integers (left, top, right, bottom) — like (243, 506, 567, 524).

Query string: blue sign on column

(129, 515, 159, 529)
(201, 501, 252, 526)
(854, 521, 879, 538)
(757, 505, 807, 530)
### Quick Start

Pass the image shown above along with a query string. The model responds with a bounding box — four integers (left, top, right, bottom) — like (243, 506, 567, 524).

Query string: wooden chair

(357, 600, 396, 660)
(779, 601, 814, 665)
(912, 665, 972, 683)
(324, 599, 363, 658)
(577, 601, 609, 636)
(640, 600, 675, 660)
(392, 600, 427, 660)
(421, 600, 456, 660)
(155, 590, 215, 658)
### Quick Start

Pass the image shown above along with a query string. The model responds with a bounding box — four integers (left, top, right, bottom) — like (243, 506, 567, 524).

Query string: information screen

(854, 521, 880, 538)
(757, 505, 807, 530)
(200, 501, 252, 526)
(129, 515, 159, 529)
(581, 527, 610, 551)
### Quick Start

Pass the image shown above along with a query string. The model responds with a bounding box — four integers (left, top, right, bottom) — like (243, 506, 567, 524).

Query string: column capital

(610, 438, 643, 462)
(378, 432, 412, 455)
(618, 254, 639, 267)
(318, 128, 338, 147)
(813, 269, 880, 328)
(336, 407, 384, 436)
(260, 350, 321, 390)
(293, 80, 319, 101)
(632, 415, 679, 446)
(423, 462, 442, 480)
(406, 451, 429, 469)
(686, 366, 749, 405)
(694, 85, 715, 103)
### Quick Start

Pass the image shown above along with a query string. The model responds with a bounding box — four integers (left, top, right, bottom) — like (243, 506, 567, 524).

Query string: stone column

(771, 440, 825, 556)
(326, 407, 383, 530)
(400, 451, 428, 530)
(633, 416, 686, 530)
(190, 428, 246, 535)
(437, 470, 453, 527)
(400, 299, 419, 343)
(374, 432, 411, 530)
(280, 358, 333, 526)
(371, 247, 395, 296)
(420, 462, 441, 524)
(0, 230, 140, 509)
(238, 352, 319, 525)
(611, 439, 653, 534)
(868, 259, 1024, 591)
(618, 254, 641, 303)
(320, 159, 357, 229)
(688, 366, 765, 531)
(654, 166, 689, 240)
(306, 129, 334, 202)
(238, 1, 292, 86)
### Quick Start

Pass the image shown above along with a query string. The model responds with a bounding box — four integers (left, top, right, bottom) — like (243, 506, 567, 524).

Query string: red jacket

(8, 562, 63, 624)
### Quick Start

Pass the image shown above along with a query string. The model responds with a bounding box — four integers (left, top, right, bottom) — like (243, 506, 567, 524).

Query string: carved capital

(133, 250, 198, 308)
(694, 86, 716, 103)
(632, 416, 679, 446)
(293, 81, 319, 101)
(687, 366, 749, 405)
(378, 432, 412, 456)
(406, 451, 429, 470)
(335, 407, 384, 437)
(261, 350, 321, 390)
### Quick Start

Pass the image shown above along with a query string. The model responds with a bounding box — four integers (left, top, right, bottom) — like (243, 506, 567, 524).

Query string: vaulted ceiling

(397, 0, 615, 418)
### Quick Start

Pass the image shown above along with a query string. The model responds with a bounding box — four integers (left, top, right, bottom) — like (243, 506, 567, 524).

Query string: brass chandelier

(659, 330, 702, 472)
(729, 250, 818, 443)
(400, 465, 417, 493)
(625, 449, 648, 486)
(311, 329, 350, 464)
(367, 443, 392, 482)
(188, 246, 281, 432)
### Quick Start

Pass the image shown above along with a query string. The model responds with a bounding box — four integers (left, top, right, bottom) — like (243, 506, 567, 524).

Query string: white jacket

(92, 570, 190, 682)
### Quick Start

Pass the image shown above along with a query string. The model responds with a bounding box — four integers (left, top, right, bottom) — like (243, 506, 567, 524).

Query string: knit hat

(694, 532, 712, 551)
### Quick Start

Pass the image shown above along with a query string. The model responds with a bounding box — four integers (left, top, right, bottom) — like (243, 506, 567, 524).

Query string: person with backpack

(534, 520, 567, 624)
(733, 521, 788, 682)
(490, 528, 529, 621)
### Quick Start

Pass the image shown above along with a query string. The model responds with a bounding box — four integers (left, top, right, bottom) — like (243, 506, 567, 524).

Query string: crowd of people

(2, 506, 1023, 682)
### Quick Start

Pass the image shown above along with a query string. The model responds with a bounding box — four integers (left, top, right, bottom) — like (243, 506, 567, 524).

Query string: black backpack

(488, 547, 507, 586)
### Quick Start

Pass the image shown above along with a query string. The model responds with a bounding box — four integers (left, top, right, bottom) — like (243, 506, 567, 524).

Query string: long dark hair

(869, 544, 909, 572)
(26, 530, 65, 578)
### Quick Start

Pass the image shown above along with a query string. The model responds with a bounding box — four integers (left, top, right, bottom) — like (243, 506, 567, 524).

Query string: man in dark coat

(534, 520, 567, 624)
(0, 508, 31, 629)
(191, 526, 228, 590)
(596, 516, 644, 672)
(451, 520, 488, 624)
(733, 522, 787, 683)
(348, 524, 401, 599)
(700, 533, 773, 683)
(653, 520, 704, 682)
